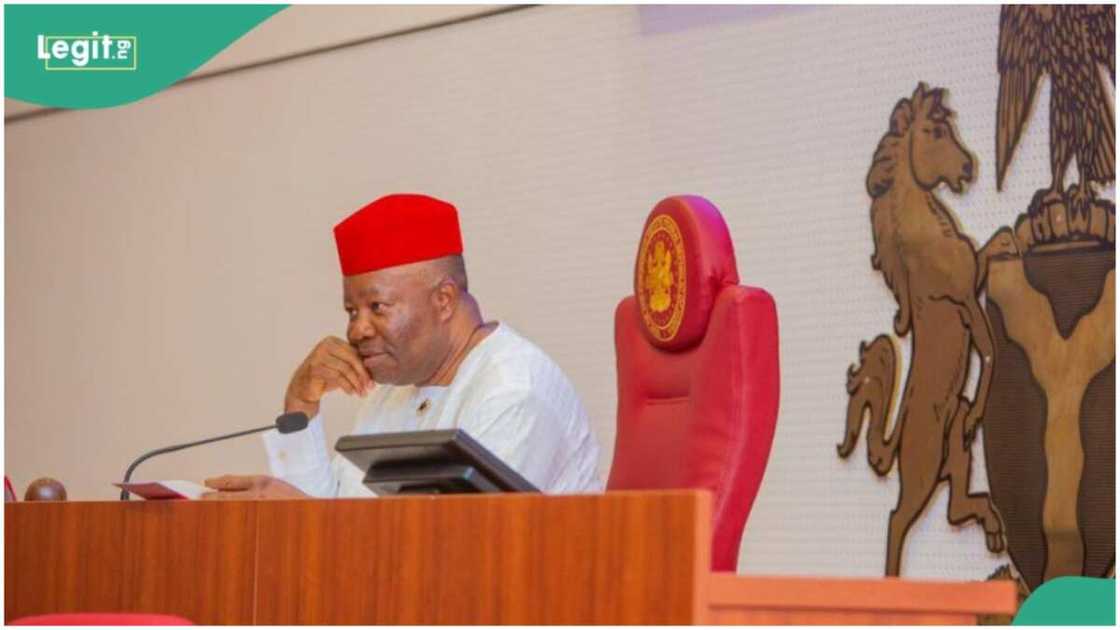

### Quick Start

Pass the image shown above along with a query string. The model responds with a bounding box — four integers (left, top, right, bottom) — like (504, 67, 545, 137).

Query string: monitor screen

(335, 429, 540, 495)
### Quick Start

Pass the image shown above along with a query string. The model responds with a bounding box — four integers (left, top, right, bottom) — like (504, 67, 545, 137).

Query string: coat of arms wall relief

(837, 5, 1115, 595)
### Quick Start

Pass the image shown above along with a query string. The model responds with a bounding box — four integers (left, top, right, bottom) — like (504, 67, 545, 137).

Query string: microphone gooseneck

(118, 411, 310, 500)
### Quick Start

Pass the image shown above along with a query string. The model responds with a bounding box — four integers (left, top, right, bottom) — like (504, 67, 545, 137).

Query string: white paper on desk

(113, 480, 208, 500)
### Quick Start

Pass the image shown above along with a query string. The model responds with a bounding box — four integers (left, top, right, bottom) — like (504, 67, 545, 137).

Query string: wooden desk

(707, 573, 1018, 624)
(5, 491, 1017, 624)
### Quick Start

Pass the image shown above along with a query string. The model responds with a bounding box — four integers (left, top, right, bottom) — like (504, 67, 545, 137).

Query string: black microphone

(118, 411, 310, 500)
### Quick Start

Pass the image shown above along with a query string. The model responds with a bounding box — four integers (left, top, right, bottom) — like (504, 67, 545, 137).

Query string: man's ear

(431, 278, 458, 322)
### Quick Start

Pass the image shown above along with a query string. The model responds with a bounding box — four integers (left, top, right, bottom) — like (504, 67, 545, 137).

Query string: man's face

(343, 261, 448, 386)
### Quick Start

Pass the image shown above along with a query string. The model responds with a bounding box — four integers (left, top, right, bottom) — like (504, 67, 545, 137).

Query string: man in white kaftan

(263, 322, 602, 496)
(203, 193, 602, 499)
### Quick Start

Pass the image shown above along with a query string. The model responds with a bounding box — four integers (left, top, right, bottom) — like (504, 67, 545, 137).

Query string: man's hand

(285, 336, 373, 417)
(201, 475, 307, 500)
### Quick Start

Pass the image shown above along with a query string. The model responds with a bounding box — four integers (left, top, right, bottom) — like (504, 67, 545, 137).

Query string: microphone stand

(119, 424, 280, 501)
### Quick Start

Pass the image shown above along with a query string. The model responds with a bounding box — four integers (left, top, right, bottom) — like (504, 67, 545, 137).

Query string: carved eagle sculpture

(996, 5, 1115, 210)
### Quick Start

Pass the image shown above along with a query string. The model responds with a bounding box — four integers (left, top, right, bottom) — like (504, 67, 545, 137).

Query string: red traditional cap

(333, 193, 464, 276)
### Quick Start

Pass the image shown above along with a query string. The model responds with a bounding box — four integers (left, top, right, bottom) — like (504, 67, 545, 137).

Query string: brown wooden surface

(6, 492, 1019, 625)
(5, 491, 710, 625)
(6, 501, 256, 624)
(707, 608, 976, 625)
(254, 491, 710, 624)
(705, 572, 1020, 625)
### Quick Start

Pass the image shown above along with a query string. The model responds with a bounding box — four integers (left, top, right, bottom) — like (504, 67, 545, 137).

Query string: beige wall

(7, 5, 1104, 578)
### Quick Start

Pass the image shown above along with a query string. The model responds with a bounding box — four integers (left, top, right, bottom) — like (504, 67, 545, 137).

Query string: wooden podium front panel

(6, 502, 129, 619)
(6, 493, 1020, 625)
(5, 501, 257, 624)
(254, 491, 711, 625)
(119, 501, 257, 624)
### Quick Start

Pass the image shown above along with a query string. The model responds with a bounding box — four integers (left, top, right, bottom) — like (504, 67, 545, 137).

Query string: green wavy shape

(1014, 577, 1116, 625)
(6, 4, 287, 109)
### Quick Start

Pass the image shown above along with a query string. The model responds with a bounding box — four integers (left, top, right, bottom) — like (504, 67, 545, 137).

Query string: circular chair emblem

(632, 196, 740, 351)
(637, 213, 687, 342)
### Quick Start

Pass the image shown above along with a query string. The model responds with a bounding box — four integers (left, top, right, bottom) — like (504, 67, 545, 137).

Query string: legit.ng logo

(36, 32, 137, 71)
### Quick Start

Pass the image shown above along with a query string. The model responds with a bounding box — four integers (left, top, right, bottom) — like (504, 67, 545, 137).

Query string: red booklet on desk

(113, 480, 207, 500)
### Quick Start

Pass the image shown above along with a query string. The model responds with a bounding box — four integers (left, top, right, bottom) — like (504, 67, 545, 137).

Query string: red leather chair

(11, 613, 192, 625)
(608, 195, 780, 572)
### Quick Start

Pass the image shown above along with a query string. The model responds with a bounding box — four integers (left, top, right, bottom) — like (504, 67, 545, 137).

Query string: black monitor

(335, 429, 540, 495)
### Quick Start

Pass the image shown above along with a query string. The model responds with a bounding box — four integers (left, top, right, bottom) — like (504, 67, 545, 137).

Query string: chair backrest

(608, 195, 780, 571)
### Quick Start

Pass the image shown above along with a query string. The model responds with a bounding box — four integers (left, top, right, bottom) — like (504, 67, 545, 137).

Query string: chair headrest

(633, 195, 739, 351)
